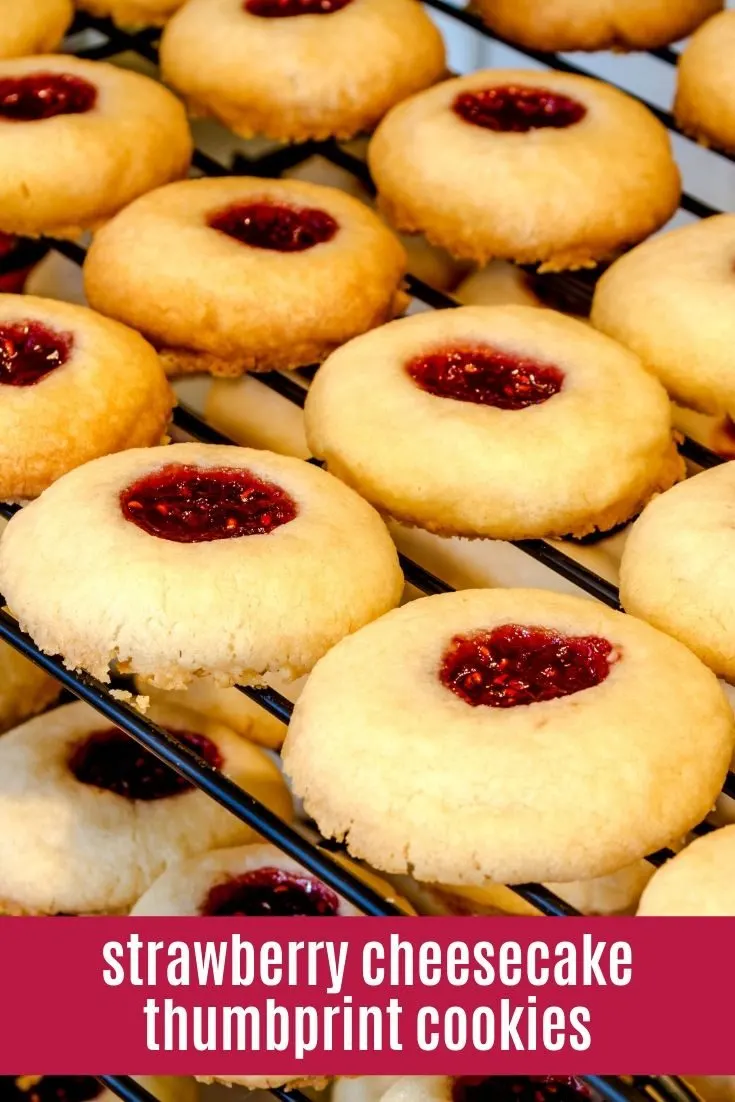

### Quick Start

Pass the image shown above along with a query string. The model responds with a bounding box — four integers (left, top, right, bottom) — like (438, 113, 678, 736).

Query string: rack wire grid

(0, 4, 730, 1100)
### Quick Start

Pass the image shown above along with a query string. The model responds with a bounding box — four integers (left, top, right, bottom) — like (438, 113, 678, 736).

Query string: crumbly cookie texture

(77, 0, 185, 27)
(0, 0, 73, 58)
(160, 0, 446, 143)
(637, 826, 735, 916)
(675, 11, 735, 153)
(369, 68, 680, 269)
(0, 639, 60, 735)
(283, 588, 734, 886)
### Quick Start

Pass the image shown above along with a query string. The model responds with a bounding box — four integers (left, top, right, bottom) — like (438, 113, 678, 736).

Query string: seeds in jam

(203, 867, 341, 916)
(208, 201, 338, 252)
(440, 624, 616, 708)
(245, 0, 354, 15)
(0, 321, 73, 387)
(0, 73, 97, 122)
(69, 727, 223, 800)
(453, 1079, 589, 1102)
(0, 1080, 103, 1102)
(406, 346, 564, 410)
(453, 85, 587, 132)
(120, 464, 298, 543)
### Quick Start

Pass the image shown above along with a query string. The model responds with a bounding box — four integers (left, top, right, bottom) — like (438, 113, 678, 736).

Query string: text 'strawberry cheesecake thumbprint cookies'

(0, 56, 191, 240)
(0, 1079, 196, 1102)
(0, 700, 292, 915)
(283, 589, 734, 886)
(369, 69, 680, 270)
(0, 295, 173, 501)
(637, 826, 735, 916)
(0, 443, 403, 688)
(160, 0, 446, 143)
(0, 639, 60, 735)
(0, 0, 73, 59)
(305, 306, 683, 540)
(84, 177, 407, 377)
(675, 10, 735, 154)
(77, 0, 186, 28)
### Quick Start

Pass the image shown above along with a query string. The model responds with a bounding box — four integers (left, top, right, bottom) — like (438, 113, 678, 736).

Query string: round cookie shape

(159, 0, 446, 143)
(84, 176, 407, 377)
(77, 0, 185, 27)
(0, 443, 404, 688)
(637, 826, 735, 916)
(0, 0, 73, 59)
(369, 69, 681, 270)
(473, 0, 722, 52)
(0, 639, 60, 735)
(282, 588, 734, 886)
(0, 699, 293, 914)
(305, 306, 683, 540)
(675, 11, 735, 153)
(591, 215, 735, 416)
(0, 55, 192, 240)
(0, 294, 173, 501)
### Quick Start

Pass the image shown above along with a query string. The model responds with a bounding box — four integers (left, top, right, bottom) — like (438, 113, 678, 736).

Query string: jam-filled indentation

(440, 624, 617, 708)
(406, 346, 564, 410)
(245, 0, 354, 15)
(203, 867, 341, 916)
(453, 85, 587, 132)
(0, 1079, 103, 1102)
(453, 1079, 589, 1102)
(208, 201, 338, 253)
(0, 73, 97, 122)
(0, 320, 73, 387)
(120, 464, 298, 543)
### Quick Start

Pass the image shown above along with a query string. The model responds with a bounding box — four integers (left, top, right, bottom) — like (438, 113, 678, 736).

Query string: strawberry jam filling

(440, 624, 616, 708)
(245, 0, 354, 15)
(203, 867, 341, 916)
(0, 73, 97, 122)
(69, 727, 222, 800)
(406, 346, 564, 410)
(209, 201, 338, 253)
(0, 1080, 103, 1102)
(453, 85, 587, 132)
(120, 464, 298, 543)
(453, 1079, 589, 1102)
(0, 321, 73, 387)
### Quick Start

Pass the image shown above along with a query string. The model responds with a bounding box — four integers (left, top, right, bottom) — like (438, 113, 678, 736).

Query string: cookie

(0, 294, 173, 501)
(637, 826, 735, 915)
(455, 263, 543, 310)
(77, 0, 185, 27)
(283, 588, 734, 885)
(1, 1078, 196, 1102)
(0, 639, 60, 735)
(160, 0, 446, 143)
(353, 1077, 591, 1102)
(591, 215, 735, 416)
(474, 0, 722, 52)
(675, 10, 735, 153)
(0, 0, 73, 59)
(369, 69, 681, 270)
(304, 306, 683, 540)
(84, 176, 407, 377)
(0, 699, 292, 914)
(134, 676, 287, 749)
(0, 55, 192, 240)
(0, 443, 404, 689)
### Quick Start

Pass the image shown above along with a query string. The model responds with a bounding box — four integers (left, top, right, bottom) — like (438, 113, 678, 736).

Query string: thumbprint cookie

(135, 676, 287, 749)
(304, 306, 683, 540)
(282, 588, 734, 886)
(369, 69, 680, 270)
(159, 0, 446, 143)
(0, 639, 60, 735)
(0, 55, 192, 240)
(676, 11, 735, 153)
(84, 177, 407, 377)
(0, 295, 173, 501)
(620, 462, 735, 681)
(1, 1079, 196, 1102)
(77, 0, 185, 27)
(638, 826, 735, 916)
(473, 0, 722, 53)
(0, 443, 404, 688)
(0, 699, 293, 914)
(592, 216, 735, 415)
(0, 0, 73, 59)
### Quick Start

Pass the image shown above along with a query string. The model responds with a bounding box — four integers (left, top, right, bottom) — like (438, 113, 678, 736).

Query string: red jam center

(0, 73, 97, 122)
(120, 464, 298, 543)
(453, 85, 587, 132)
(440, 624, 616, 708)
(69, 727, 223, 801)
(0, 1081, 103, 1102)
(453, 1080, 589, 1102)
(203, 867, 341, 916)
(0, 321, 73, 387)
(406, 346, 564, 410)
(208, 202, 338, 253)
(245, 0, 354, 15)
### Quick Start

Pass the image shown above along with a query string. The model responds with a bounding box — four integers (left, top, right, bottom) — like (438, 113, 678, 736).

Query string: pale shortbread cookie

(638, 826, 735, 915)
(0, 639, 60, 735)
(0, 0, 73, 58)
(676, 10, 735, 153)
(283, 588, 734, 885)
(0, 294, 173, 500)
(0, 699, 292, 914)
(0, 55, 191, 239)
(84, 176, 407, 377)
(592, 215, 735, 416)
(160, 0, 446, 143)
(134, 676, 287, 749)
(474, 0, 722, 52)
(77, 0, 185, 27)
(0, 443, 404, 689)
(455, 262, 542, 309)
(305, 306, 683, 540)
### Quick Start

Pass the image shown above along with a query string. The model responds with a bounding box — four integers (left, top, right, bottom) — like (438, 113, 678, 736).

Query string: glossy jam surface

(0, 73, 97, 122)
(0, 1081, 102, 1102)
(406, 346, 564, 410)
(245, 0, 354, 15)
(203, 867, 341, 916)
(120, 464, 298, 543)
(208, 201, 338, 253)
(0, 321, 73, 387)
(453, 85, 587, 132)
(453, 1079, 589, 1102)
(440, 625, 616, 708)
(69, 727, 223, 800)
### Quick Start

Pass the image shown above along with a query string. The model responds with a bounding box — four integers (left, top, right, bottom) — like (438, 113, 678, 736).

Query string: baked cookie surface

(675, 10, 735, 153)
(637, 825, 735, 916)
(0, 0, 73, 59)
